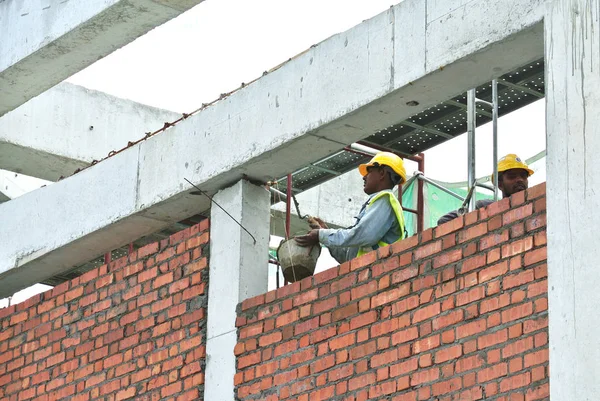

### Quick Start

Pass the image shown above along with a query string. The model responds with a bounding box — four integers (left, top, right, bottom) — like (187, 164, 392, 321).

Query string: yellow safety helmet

(492, 154, 534, 182)
(358, 152, 407, 184)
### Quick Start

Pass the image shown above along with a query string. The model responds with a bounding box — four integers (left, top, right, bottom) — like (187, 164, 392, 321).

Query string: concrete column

(205, 180, 270, 401)
(546, 1, 600, 399)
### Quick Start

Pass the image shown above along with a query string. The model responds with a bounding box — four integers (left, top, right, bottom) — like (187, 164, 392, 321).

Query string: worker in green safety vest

(295, 152, 407, 264)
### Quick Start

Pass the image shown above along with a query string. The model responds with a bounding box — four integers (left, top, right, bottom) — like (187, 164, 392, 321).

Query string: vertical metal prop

(104, 252, 111, 265)
(492, 80, 499, 201)
(467, 89, 477, 212)
(285, 174, 292, 239)
(284, 174, 293, 286)
(128, 243, 134, 255)
(417, 153, 425, 233)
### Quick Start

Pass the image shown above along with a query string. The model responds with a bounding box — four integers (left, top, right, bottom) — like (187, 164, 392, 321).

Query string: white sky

(2, 0, 547, 302)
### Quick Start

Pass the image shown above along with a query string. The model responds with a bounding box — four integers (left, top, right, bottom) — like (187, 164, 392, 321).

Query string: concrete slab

(546, 0, 600, 398)
(0, 0, 544, 297)
(0, 0, 204, 117)
(0, 82, 179, 180)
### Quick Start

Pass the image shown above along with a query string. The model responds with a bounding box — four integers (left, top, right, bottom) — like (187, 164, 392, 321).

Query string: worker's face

(499, 168, 529, 197)
(363, 166, 384, 195)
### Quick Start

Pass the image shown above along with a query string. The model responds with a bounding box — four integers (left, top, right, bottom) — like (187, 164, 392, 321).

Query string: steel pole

(492, 80, 499, 201)
(417, 153, 425, 232)
(285, 174, 292, 239)
(467, 89, 477, 211)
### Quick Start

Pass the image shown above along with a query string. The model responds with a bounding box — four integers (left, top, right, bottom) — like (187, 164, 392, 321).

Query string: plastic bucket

(277, 238, 321, 283)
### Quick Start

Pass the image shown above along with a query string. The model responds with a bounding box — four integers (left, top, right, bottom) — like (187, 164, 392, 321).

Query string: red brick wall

(0, 221, 210, 401)
(235, 183, 549, 401)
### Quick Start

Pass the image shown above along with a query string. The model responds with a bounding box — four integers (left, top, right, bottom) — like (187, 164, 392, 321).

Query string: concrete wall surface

(236, 184, 549, 401)
(0, 0, 204, 116)
(0, 220, 210, 401)
(0, 0, 545, 297)
(546, 0, 600, 399)
(0, 82, 180, 180)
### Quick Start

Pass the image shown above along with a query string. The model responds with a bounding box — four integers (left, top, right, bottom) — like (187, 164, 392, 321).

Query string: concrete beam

(546, 0, 600, 398)
(0, 170, 50, 203)
(0, 0, 544, 297)
(0, 82, 179, 181)
(0, 0, 204, 117)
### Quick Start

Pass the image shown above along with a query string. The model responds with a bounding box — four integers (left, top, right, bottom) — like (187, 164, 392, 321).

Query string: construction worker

(437, 154, 534, 225)
(295, 152, 406, 264)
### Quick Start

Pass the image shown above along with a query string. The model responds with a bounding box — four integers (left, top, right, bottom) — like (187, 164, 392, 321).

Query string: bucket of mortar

(277, 238, 321, 283)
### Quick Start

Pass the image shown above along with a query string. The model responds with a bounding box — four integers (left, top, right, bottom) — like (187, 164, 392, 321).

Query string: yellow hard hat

(493, 154, 534, 182)
(358, 152, 407, 184)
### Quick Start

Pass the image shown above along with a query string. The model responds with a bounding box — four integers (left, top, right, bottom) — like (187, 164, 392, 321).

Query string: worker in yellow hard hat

(437, 154, 534, 225)
(295, 152, 407, 263)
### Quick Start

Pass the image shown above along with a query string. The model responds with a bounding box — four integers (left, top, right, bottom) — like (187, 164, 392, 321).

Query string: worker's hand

(295, 229, 320, 247)
(307, 216, 328, 229)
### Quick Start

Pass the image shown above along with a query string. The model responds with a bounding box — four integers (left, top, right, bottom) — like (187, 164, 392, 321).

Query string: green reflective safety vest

(356, 191, 406, 257)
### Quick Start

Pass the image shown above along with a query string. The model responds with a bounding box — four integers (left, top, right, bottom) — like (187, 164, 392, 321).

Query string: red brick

(479, 230, 509, 251)
(433, 249, 463, 269)
(412, 302, 440, 324)
(432, 377, 462, 396)
(501, 302, 533, 323)
(502, 237, 533, 258)
(478, 329, 508, 349)
(435, 216, 464, 238)
(371, 286, 409, 308)
(392, 234, 419, 254)
(414, 241, 442, 260)
(459, 223, 487, 244)
(480, 293, 510, 314)
(432, 310, 463, 331)
(391, 266, 419, 284)
(348, 373, 376, 391)
(500, 371, 531, 392)
(502, 336, 534, 359)
(368, 380, 397, 399)
(350, 251, 377, 271)
(524, 247, 547, 266)
(527, 183, 545, 200)
(329, 333, 355, 351)
(238, 351, 261, 369)
(479, 260, 508, 283)
(526, 383, 549, 400)
(310, 355, 335, 373)
(456, 286, 485, 307)
(503, 204, 533, 225)
(275, 310, 298, 328)
(332, 303, 358, 322)
(503, 271, 535, 289)
(371, 348, 400, 368)
(524, 349, 549, 368)
(413, 335, 440, 354)
(350, 311, 377, 330)
(456, 318, 487, 339)
(455, 354, 484, 373)
(477, 363, 508, 383)
(434, 344, 462, 363)
(523, 316, 548, 334)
